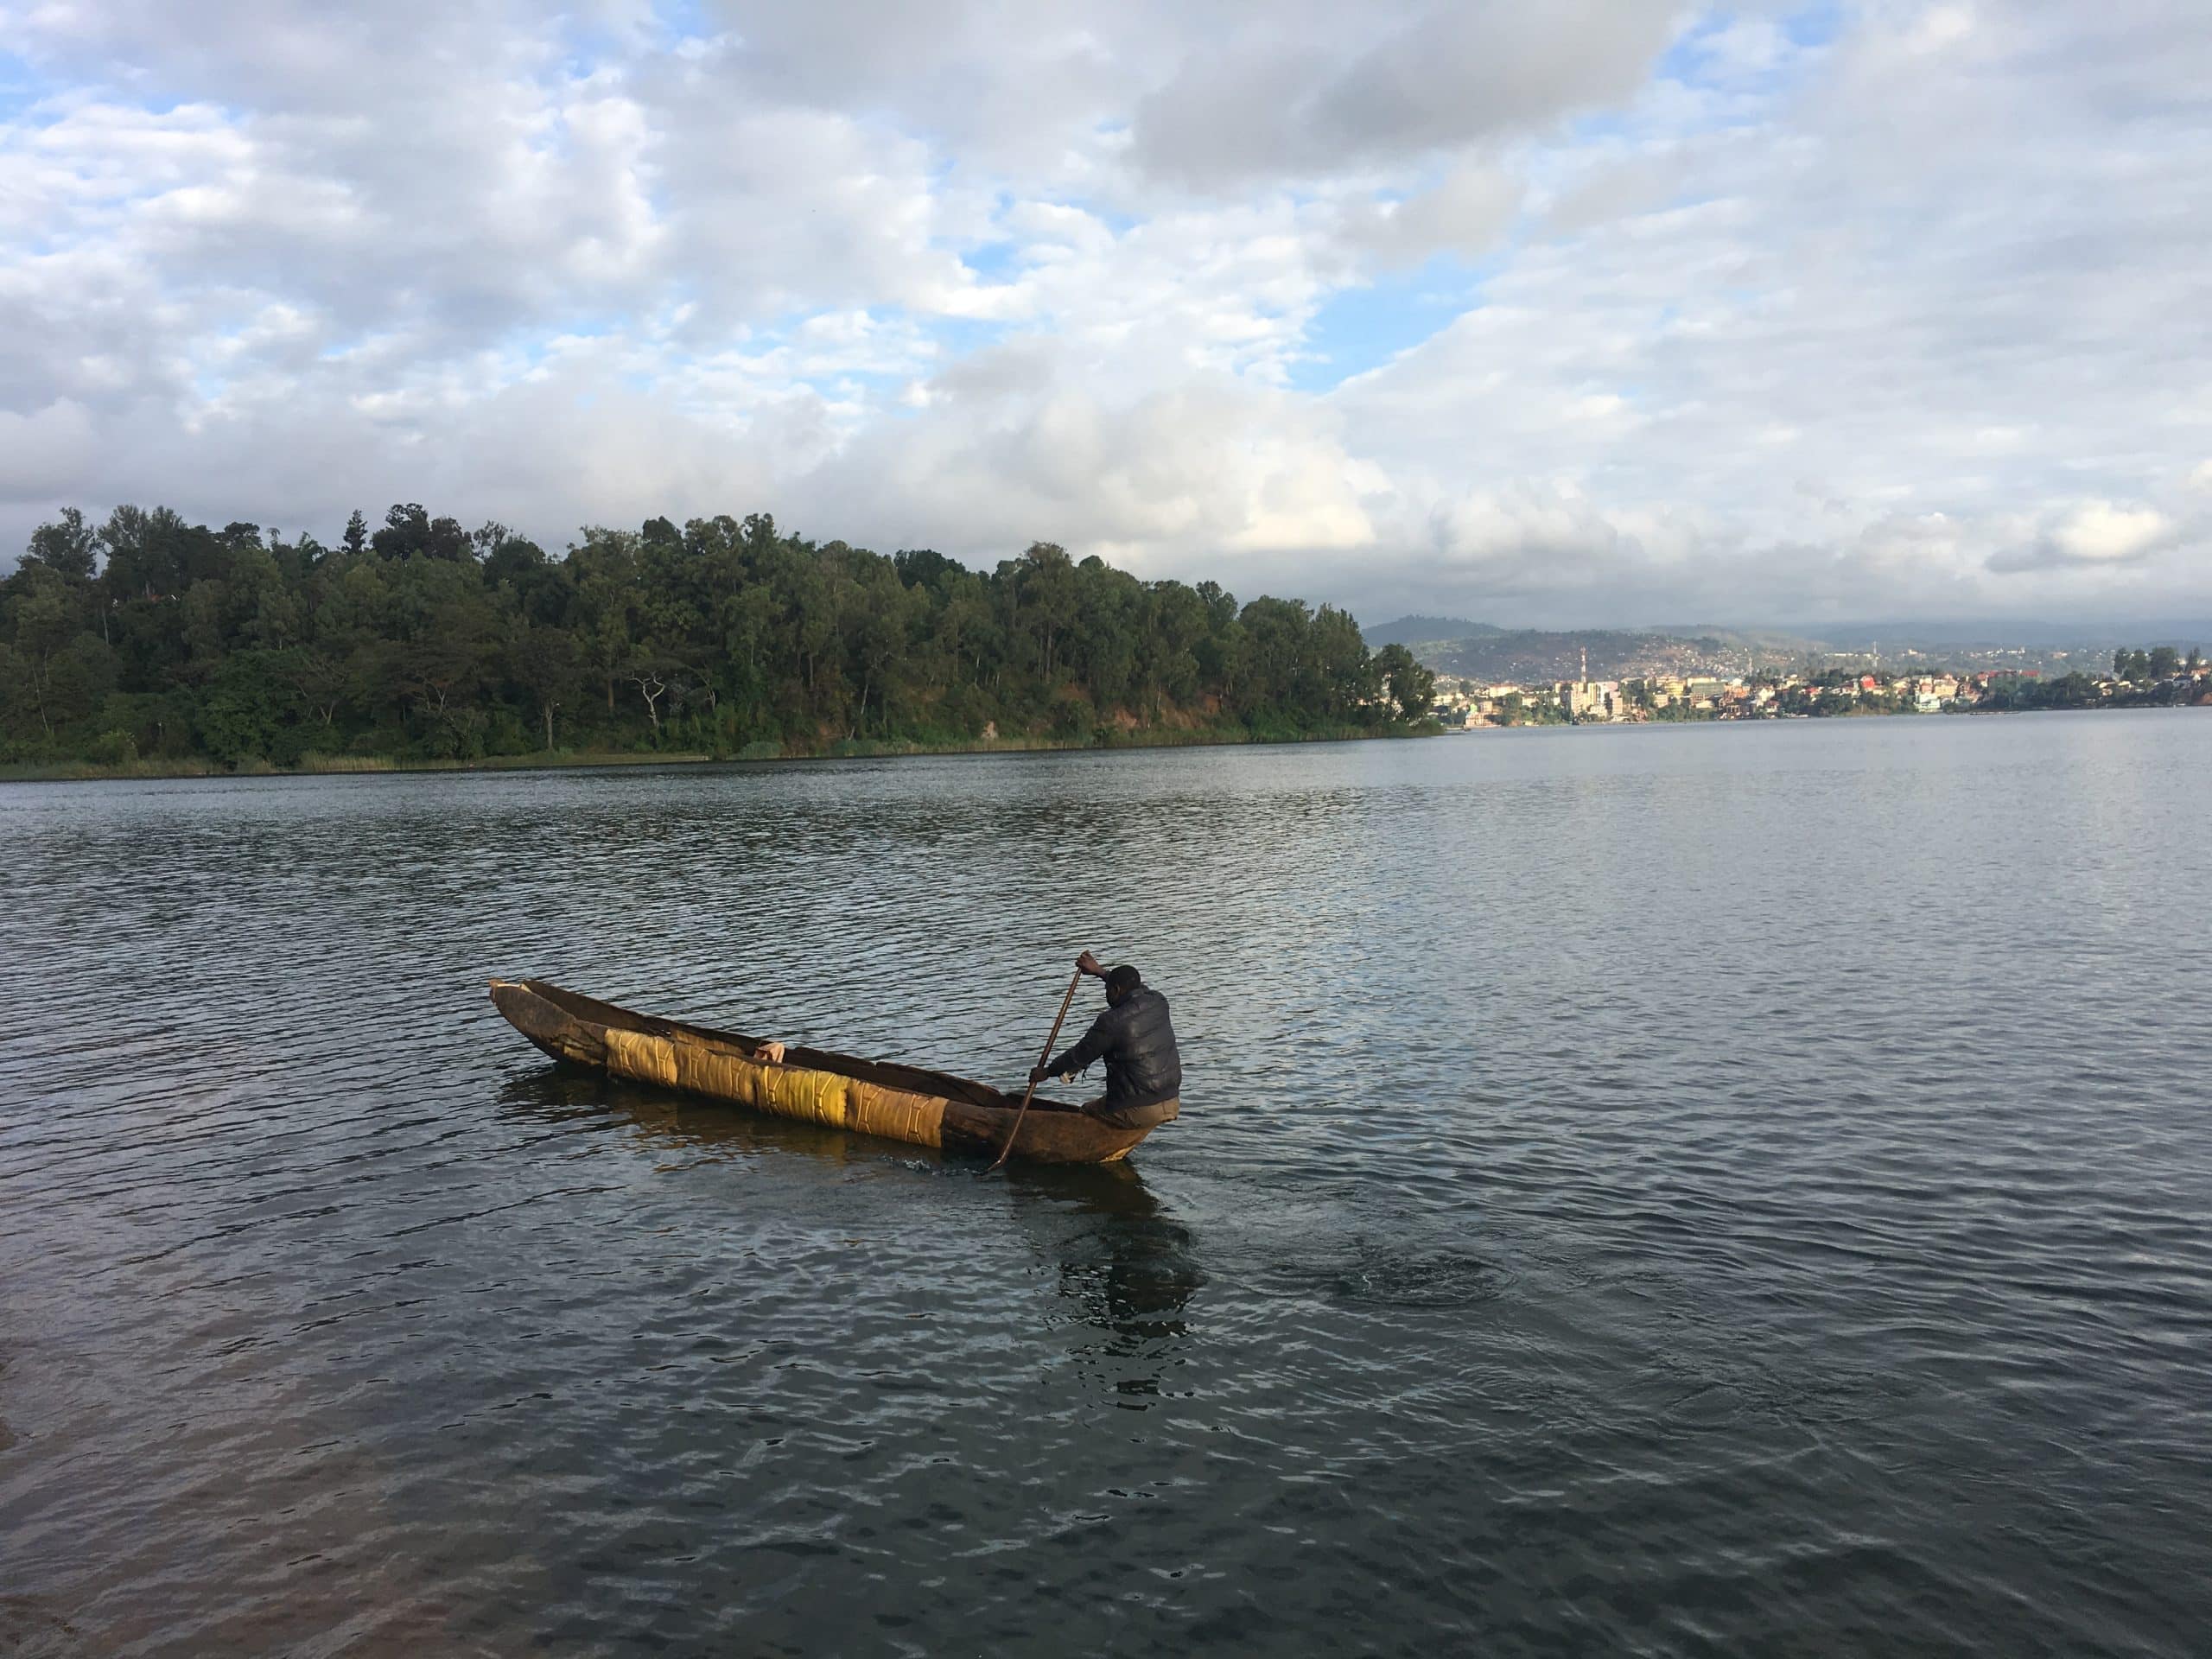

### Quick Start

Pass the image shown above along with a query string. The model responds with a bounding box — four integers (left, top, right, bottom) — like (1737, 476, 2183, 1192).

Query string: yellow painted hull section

(603, 1026, 946, 1149)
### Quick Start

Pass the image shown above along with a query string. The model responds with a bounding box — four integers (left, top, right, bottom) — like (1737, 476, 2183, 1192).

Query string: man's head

(1104, 964, 1143, 1006)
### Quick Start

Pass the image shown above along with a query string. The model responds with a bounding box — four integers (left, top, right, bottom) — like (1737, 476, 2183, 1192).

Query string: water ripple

(3, 716, 2211, 1654)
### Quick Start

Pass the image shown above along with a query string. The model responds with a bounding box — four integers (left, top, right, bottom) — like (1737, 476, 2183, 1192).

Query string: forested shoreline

(0, 505, 1438, 775)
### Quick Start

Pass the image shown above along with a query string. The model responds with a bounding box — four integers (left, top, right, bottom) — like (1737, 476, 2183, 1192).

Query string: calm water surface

(3, 714, 2209, 1656)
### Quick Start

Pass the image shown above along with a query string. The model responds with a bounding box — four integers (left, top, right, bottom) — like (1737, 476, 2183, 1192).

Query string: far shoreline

(0, 721, 1440, 787)
(6, 702, 2201, 788)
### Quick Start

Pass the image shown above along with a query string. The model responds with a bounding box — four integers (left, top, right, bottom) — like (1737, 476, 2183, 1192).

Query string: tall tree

(1375, 644, 1437, 722)
(507, 620, 582, 752)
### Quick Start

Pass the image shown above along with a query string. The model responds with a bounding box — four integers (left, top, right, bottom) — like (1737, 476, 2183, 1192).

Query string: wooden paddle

(988, 963, 1085, 1172)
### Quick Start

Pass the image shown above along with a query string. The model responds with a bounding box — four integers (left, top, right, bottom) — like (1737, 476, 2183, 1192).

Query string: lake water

(3, 713, 2209, 1656)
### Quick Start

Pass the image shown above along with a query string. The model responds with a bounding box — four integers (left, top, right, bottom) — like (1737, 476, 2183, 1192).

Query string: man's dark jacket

(1046, 986, 1182, 1119)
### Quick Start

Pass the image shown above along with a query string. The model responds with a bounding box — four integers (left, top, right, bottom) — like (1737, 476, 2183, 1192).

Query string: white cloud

(2045, 503, 2175, 565)
(0, 400, 99, 496)
(1987, 501, 2179, 572)
(1, 0, 2209, 627)
(1129, 1, 1678, 188)
(1340, 164, 1524, 267)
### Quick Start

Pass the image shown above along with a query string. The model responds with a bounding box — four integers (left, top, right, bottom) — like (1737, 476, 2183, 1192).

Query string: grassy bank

(0, 722, 1437, 785)
(0, 748, 714, 783)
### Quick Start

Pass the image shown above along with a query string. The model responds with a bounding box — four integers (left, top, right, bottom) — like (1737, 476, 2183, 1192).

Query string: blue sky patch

(959, 240, 1022, 281)
(1290, 257, 1480, 392)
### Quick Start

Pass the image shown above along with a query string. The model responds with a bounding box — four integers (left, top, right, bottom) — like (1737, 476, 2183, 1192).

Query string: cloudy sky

(2, 0, 2207, 626)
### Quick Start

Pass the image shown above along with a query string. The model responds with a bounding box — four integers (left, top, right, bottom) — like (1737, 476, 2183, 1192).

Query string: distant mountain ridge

(1359, 615, 1774, 680)
(1357, 614, 1503, 649)
(1365, 612, 2211, 654)
(1419, 630, 1758, 684)
(1768, 618, 2212, 649)
(1357, 613, 2198, 683)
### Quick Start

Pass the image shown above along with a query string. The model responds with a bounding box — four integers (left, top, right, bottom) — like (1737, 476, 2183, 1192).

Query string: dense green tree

(27, 508, 99, 582)
(1008, 542, 1078, 683)
(1311, 606, 1376, 711)
(1373, 643, 1437, 722)
(0, 559, 100, 738)
(197, 649, 298, 763)
(2, 502, 1433, 768)
(505, 620, 581, 751)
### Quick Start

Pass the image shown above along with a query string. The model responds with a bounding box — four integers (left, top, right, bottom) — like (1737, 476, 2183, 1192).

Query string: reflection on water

(501, 1066, 1206, 1387)
(1013, 1162, 1204, 1389)
(5, 717, 2212, 1656)
(497, 1065, 887, 1167)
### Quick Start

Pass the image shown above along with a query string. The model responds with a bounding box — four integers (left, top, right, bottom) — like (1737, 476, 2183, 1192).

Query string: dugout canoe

(487, 978, 1165, 1165)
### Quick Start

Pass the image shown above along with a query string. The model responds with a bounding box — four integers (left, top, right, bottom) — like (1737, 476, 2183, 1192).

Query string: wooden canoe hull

(487, 979, 1162, 1166)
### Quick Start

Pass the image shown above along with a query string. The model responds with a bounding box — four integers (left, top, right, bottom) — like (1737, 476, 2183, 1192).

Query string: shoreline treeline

(1, 505, 1438, 769)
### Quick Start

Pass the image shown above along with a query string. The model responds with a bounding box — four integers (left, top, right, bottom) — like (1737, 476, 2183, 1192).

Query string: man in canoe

(1030, 950, 1182, 1130)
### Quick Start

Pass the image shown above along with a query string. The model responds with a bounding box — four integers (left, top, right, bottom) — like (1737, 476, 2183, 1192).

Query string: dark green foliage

(1372, 643, 1436, 721)
(1978, 671, 2107, 710)
(2, 504, 1421, 769)
(197, 649, 299, 764)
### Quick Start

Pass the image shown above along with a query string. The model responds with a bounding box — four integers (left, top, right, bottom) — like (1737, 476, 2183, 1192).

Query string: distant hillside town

(1425, 646, 2211, 728)
(1363, 615, 2209, 686)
